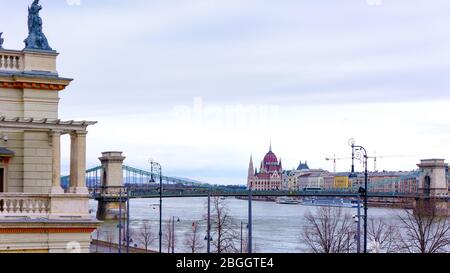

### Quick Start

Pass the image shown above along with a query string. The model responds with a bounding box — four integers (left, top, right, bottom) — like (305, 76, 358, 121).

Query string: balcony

(0, 51, 22, 72)
(0, 48, 58, 74)
(0, 193, 50, 218)
(0, 192, 91, 220)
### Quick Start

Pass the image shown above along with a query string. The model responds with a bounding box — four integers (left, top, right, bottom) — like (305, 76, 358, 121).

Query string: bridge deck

(92, 189, 424, 200)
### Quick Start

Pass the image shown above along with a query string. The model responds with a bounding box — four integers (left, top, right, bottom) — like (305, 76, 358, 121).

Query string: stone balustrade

(0, 49, 57, 73)
(0, 192, 91, 219)
(0, 193, 50, 217)
(0, 51, 22, 71)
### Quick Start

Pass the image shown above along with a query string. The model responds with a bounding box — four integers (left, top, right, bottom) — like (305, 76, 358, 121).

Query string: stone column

(50, 130, 64, 194)
(76, 131, 88, 194)
(70, 131, 88, 194)
(69, 132, 78, 191)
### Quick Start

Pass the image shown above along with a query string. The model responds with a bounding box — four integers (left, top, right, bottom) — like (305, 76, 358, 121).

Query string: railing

(0, 51, 22, 71)
(62, 165, 210, 190)
(0, 194, 50, 217)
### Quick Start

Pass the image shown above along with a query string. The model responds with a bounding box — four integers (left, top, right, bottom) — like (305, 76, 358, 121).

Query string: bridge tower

(96, 151, 126, 221)
(415, 159, 449, 216)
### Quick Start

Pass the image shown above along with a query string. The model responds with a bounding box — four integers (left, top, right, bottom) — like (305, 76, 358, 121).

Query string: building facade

(0, 1, 100, 253)
(247, 146, 283, 191)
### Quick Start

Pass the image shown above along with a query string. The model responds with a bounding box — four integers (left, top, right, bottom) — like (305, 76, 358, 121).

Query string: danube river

(90, 198, 404, 253)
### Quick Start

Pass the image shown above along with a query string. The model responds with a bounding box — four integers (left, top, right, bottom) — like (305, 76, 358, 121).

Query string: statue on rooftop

(0, 32, 4, 49)
(24, 0, 52, 51)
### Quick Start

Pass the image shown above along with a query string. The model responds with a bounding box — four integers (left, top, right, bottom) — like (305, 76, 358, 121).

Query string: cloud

(2, 0, 450, 184)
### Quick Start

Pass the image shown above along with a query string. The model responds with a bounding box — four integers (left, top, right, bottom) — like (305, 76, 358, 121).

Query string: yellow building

(334, 176, 351, 189)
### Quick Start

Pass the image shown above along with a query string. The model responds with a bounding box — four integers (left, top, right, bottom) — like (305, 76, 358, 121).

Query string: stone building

(0, 1, 99, 253)
(247, 145, 283, 191)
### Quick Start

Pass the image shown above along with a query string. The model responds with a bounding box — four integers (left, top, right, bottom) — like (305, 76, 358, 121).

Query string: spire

(248, 154, 254, 177)
(0, 32, 4, 49)
(269, 141, 272, 152)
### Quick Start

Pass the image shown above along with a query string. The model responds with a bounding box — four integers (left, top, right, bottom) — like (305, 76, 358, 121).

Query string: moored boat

(301, 198, 361, 208)
(276, 197, 300, 205)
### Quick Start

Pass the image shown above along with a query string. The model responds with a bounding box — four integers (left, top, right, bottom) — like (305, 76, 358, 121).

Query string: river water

(90, 198, 404, 253)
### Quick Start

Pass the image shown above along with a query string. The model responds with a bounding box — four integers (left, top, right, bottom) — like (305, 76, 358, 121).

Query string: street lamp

(204, 234, 213, 252)
(248, 187, 253, 254)
(118, 188, 123, 254)
(206, 191, 211, 253)
(240, 221, 249, 253)
(349, 138, 369, 254)
(149, 159, 163, 254)
(172, 216, 181, 253)
(352, 197, 362, 254)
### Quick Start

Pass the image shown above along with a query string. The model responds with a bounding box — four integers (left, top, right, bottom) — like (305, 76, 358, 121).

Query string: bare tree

(205, 196, 240, 253)
(300, 207, 356, 253)
(184, 221, 204, 253)
(136, 221, 155, 252)
(397, 200, 450, 253)
(163, 218, 175, 253)
(367, 218, 399, 253)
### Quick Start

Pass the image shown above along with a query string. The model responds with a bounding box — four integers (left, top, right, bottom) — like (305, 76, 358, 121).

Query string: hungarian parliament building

(247, 146, 450, 194)
(247, 145, 313, 192)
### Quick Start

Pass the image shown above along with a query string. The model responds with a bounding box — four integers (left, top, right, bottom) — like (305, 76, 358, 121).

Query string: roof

(0, 147, 14, 156)
(0, 117, 97, 133)
(263, 151, 279, 164)
(297, 161, 310, 171)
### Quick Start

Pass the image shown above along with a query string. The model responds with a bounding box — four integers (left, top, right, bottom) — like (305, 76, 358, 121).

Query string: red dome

(263, 151, 278, 165)
(261, 149, 282, 173)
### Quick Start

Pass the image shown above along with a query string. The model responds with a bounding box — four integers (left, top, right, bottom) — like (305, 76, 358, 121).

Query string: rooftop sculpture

(0, 32, 4, 49)
(24, 0, 52, 51)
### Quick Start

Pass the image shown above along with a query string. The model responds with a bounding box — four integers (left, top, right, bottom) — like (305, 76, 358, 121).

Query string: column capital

(70, 130, 88, 137)
(50, 129, 64, 136)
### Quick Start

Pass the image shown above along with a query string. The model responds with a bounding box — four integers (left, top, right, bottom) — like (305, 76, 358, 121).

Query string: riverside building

(0, 0, 100, 253)
(247, 145, 283, 191)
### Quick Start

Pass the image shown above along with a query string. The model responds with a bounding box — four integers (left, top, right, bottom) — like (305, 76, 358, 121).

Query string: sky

(1, 0, 450, 185)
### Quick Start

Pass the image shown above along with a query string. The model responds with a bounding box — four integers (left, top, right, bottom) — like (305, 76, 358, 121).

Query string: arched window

(424, 175, 431, 196)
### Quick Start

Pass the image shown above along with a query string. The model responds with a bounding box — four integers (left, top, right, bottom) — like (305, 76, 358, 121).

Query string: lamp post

(352, 195, 362, 253)
(126, 187, 130, 253)
(240, 221, 249, 253)
(149, 159, 163, 254)
(248, 188, 253, 254)
(171, 216, 180, 253)
(118, 188, 123, 254)
(240, 221, 244, 253)
(206, 190, 211, 253)
(349, 138, 369, 254)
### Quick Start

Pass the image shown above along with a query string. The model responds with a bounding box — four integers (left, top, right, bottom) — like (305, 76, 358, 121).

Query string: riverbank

(90, 239, 157, 253)
(90, 197, 406, 253)
(235, 196, 415, 209)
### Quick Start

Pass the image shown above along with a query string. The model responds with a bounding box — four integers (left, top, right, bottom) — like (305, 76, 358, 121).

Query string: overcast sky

(1, 0, 450, 184)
